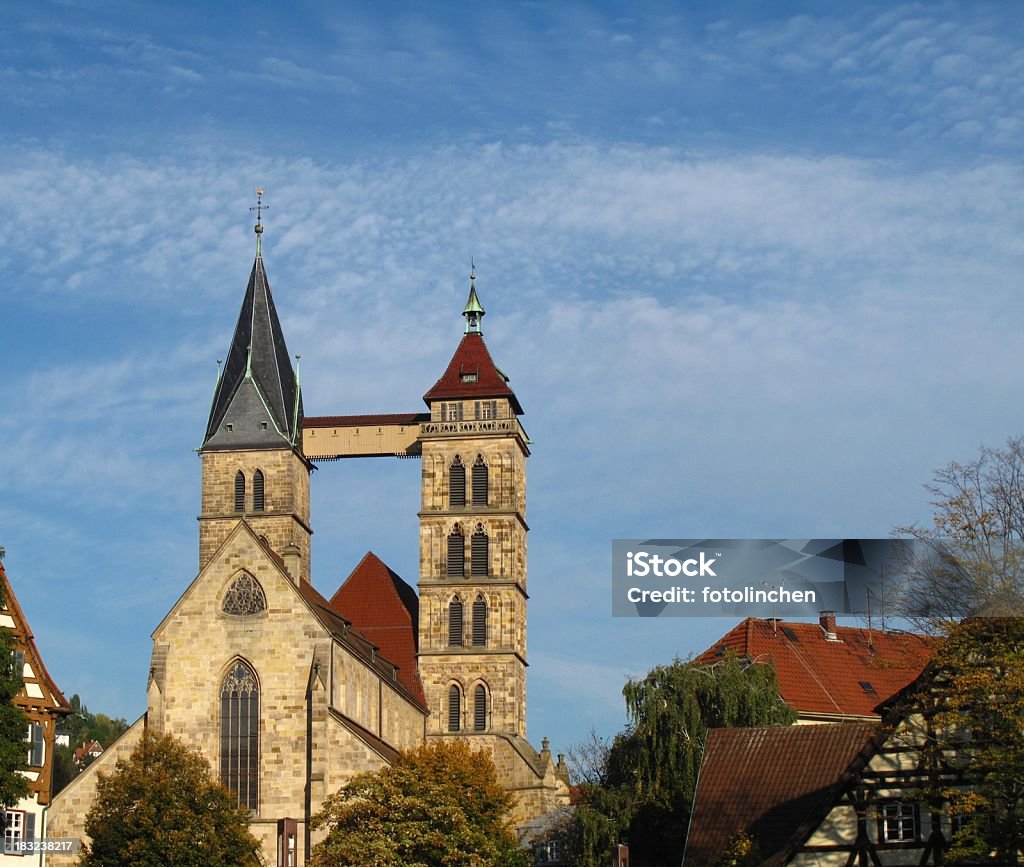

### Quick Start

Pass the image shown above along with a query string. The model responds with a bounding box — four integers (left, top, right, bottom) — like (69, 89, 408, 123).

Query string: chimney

(819, 610, 838, 641)
(283, 543, 301, 584)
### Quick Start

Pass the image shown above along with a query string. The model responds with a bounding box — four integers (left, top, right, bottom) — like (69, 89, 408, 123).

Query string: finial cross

(250, 187, 269, 226)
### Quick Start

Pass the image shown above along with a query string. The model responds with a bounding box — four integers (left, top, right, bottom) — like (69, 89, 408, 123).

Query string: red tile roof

(695, 617, 935, 719)
(303, 413, 429, 428)
(684, 722, 879, 866)
(329, 552, 425, 706)
(422, 333, 523, 414)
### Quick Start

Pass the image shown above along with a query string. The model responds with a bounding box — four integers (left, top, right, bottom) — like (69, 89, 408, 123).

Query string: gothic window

(449, 456, 466, 507)
(448, 685, 461, 732)
(253, 470, 265, 512)
(472, 596, 487, 646)
(474, 684, 487, 731)
(221, 660, 259, 811)
(222, 573, 267, 616)
(472, 455, 488, 507)
(448, 598, 463, 647)
(447, 525, 465, 577)
(234, 471, 245, 513)
(471, 524, 489, 577)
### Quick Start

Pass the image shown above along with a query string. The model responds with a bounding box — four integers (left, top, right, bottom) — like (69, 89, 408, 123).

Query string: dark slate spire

(202, 250, 303, 451)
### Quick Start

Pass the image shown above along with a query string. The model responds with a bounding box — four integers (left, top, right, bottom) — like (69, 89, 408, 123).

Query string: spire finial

(250, 186, 269, 256)
(462, 261, 485, 335)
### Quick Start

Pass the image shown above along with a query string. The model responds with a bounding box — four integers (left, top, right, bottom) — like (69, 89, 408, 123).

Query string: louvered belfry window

(448, 685, 461, 732)
(471, 524, 488, 577)
(449, 457, 466, 507)
(252, 470, 265, 512)
(234, 471, 246, 513)
(220, 660, 259, 811)
(448, 598, 463, 647)
(472, 596, 487, 646)
(447, 526, 465, 577)
(472, 455, 488, 507)
(474, 685, 487, 731)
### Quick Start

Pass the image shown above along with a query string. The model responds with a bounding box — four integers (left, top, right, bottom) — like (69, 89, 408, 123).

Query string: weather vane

(470, 257, 476, 283)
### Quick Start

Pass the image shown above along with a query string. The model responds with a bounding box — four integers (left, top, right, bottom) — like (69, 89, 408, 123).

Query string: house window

(222, 573, 267, 616)
(221, 660, 259, 811)
(461, 372, 478, 383)
(252, 470, 265, 512)
(471, 524, 488, 577)
(448, 598, 463, 647)
(475, 400, 497, 420)
(3, 810, 34, 855)
(472, 597, 487, 647)
(26, 722, 44, 767)
(447, 526, 465, 577)
(474, 684, 487, 731)
(881, 802, 918, 842)
(446, 402, 463, 421)
(472, 455, 488, 506)
(234, 471, 245, 513)
(449, 457, 466, 507)
(448, 685, 461, 732)
(13, 650, 24, 681)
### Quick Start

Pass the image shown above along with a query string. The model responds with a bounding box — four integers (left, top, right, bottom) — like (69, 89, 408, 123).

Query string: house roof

(422, 332, 523, 414)
(203, 253, 303, 451)
(695, 617, 935, 718)
(683, 722, 880, 866)
(329, 552, 426, 706)
(303, 413, 430, 429)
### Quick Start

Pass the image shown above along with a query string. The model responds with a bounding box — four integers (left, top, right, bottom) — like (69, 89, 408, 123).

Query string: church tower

(417, 273, 530, 739)
(198, 212, 312, 583)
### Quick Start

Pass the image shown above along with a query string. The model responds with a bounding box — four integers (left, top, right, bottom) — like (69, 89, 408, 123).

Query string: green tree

(0, 548, 29, 809)
(53, 695, 131, 795)
(570, 652, 796, 866)
(80, 731, 260, 867)
(310, 739, 529, 867)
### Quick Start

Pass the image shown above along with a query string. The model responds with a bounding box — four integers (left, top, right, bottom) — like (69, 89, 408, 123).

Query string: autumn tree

(80, 731, 260, 867)
(570, 652, 795, 866)
(895, 435, 1024, 631)
(0, 548, 29, 810)
(310, 739, 529, 867)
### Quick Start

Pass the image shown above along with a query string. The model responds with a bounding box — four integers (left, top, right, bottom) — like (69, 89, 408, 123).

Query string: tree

(0, 548, 29, 809)
(53, 695, 130, 795)
(309, 739, 529, 867)
(895, 435, 1024, 631)
(80, 731, 260, 867)
(570, 652, 796, 866)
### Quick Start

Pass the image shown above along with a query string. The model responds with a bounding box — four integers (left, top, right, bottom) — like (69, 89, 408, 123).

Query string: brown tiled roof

(422, 333, 523, 414)
(303, 413, 429, 428)
(329, 552, 426, 707)
(695, 617, 935, 718)
(683, 722, 879, 866)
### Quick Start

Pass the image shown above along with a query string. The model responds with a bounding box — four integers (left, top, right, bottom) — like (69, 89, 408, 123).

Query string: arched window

(234, 471, 245, 513)
(472, 455, 488, 506)
(222, 573, 267, 616)
(448, 685, 461, 732)
(474, 684, 487, 731)
(471, 524, 488, 577)
(447, 524, 465, 577)
(448, 597, 463, 647)
(472, 596, 487, 647)
(252, 470, 265, 512)
(449, 456, 466, 507)
(220, 659, 259, 811)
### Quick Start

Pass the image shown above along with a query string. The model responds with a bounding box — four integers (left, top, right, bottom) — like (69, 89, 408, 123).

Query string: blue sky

(2, 0, 1023, 756)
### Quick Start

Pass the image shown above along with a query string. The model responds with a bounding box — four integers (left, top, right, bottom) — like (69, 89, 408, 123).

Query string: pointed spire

(463, 261, 485, 334)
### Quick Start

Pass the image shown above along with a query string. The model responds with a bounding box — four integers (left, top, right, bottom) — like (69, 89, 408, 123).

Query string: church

(47, 213, 570, 865)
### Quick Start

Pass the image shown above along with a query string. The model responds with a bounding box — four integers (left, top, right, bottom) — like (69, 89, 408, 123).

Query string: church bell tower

(417, 272, 530, 738)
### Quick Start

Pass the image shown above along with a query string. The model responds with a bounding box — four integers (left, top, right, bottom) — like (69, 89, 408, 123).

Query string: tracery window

(222, 573, 267, 616)
(472, 455, 488, 506)
(472, 596, 487, 646)
(448, 598, 464, 647)
(447, 525, 465, 577)
(448, 685, 462, 732)
(471, 524, 489, 577)
(234, 471, 245, 513)
(474, 684, 487, 731)
(449, 456, 466, 507)
(253, 470, 265, 512)
(221, 659, 259, 811)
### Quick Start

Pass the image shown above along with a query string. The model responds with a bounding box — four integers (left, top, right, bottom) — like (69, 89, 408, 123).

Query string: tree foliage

(0, 550, 29, 809)
(80, 731, 260, 867)
(310, 739, 529, 867)
(570, 652, 796, 866)
(53, 694, 131, 795)
(895, 435, 1024, 631)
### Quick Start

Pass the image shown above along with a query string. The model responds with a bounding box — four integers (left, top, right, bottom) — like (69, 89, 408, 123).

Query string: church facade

(47, 226, 568, 864)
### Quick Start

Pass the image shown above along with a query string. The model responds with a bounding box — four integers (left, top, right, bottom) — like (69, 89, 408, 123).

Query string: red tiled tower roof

(422, 333, 523, 414)
(695, 616, 935, 719)
(683, 722, 880, 866)
(329, 552, 425, 705)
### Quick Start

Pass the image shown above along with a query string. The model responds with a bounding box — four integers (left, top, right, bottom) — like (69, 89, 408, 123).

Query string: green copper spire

(463, 262, 485, 334)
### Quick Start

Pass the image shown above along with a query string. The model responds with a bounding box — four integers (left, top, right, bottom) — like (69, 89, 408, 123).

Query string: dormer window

(460, 372, 478, 383)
